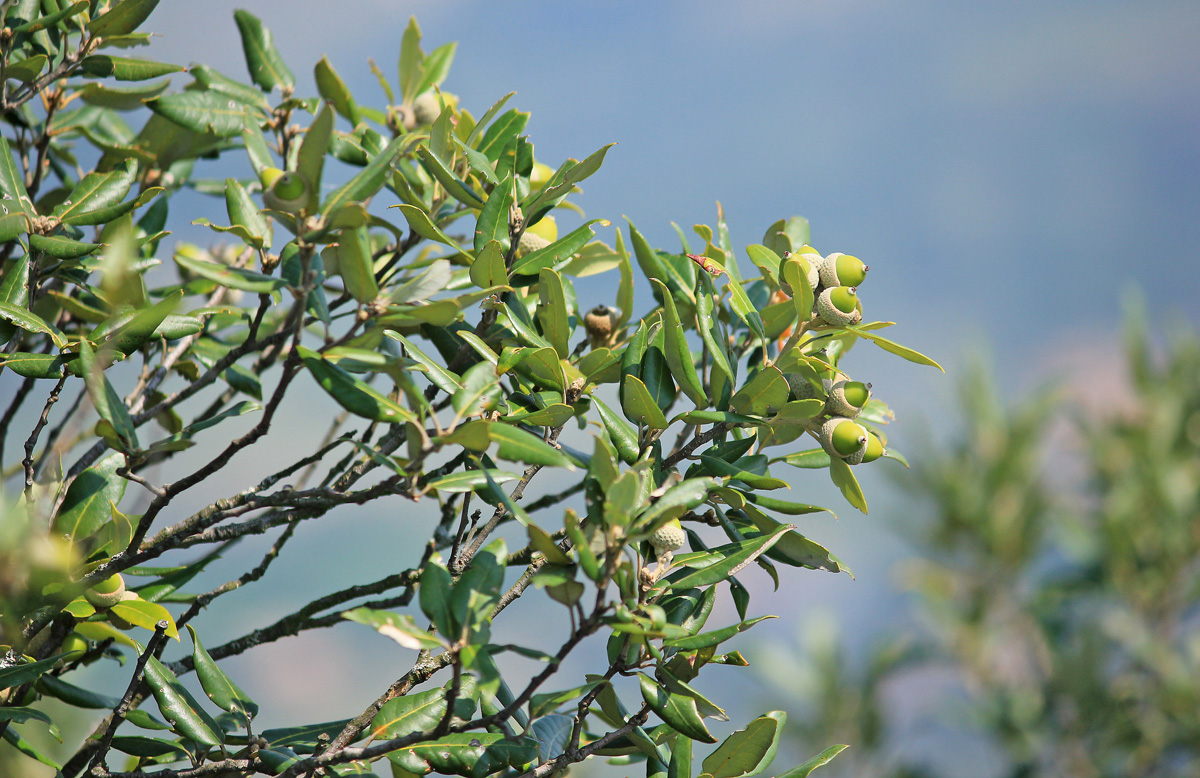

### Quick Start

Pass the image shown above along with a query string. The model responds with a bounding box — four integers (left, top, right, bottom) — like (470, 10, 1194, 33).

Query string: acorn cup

(825, 379, 872, 418)
(786, 372, 825, 401)
(412, 92, 442, 125)
(818, 417, 869, 465)
(816, 285, 862, 327)
(650, 518, 687, 556)
(818, 252, 869, 288)
(516, 231, 550, 257)
(261, 168, 311, 213)
(584, 305, 620, 348)
(84, 573, 126, 608)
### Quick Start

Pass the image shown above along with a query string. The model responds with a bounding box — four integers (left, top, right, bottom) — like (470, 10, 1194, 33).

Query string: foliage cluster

(0, 4, 937, 778)
(765, 317, 1200, 778)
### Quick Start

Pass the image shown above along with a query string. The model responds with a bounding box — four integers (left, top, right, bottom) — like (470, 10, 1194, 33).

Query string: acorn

(818, 417, 869, 465)
(816, 286, 862, 327)
(825, 380, 871, 418)
(786, 372, 825, 401)
(412, 92, 442, 125)
(861, 432, 885, 463)
(516, 231, 550, 257)
(780, 251, 820, 297)
(818, 252, 869, 288)
(584, 305, 619, 348)
(84, 573, 126, 609)
(261, 168, 310, 213)
(649, 518, 687, 555)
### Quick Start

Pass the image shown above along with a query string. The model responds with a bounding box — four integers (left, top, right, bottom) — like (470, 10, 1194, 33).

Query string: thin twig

(86, 620, 170, 776)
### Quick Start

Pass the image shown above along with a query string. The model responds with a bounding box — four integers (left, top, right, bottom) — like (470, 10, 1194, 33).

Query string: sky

(7, 1, 1200, 774)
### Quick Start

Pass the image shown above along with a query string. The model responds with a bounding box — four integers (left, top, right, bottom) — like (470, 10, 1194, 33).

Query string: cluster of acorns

(781, 247, 887, 465)
(783, 246, 869, 328)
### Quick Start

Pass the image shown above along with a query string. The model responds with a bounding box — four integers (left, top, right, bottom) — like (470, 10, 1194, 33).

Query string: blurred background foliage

(757, 311, 1200, 777)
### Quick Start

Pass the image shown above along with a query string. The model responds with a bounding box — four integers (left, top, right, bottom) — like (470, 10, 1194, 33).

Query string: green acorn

(825, 379, 871, 418)
(650, 518, 687, 554)
(819, 417, 869, 464)
(412, 92, 442, 125)
(816, 286, 862, 327)
(516, 231, 550, 257)
(261, 168, 310, 213)
(781, 250, 821, 294)
(861, 432, 885, 463)
(786, 372, 825, 401)
(818, 252, 869, 288)
(84, 573, 125, 609)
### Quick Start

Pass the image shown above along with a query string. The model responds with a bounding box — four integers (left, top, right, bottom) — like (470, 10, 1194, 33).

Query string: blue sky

(15, 1, 1200, 771)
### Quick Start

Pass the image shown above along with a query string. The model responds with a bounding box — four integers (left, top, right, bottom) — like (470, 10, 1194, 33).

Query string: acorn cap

(825, 379, 871, 418)
(584, 305, 618, 347)
(786, 372, 825, 401)
(84, 573, 126, 609)
(819, 417, 868, 462)
(816, 287, 862, 327)
(650, 518, 687, 552)
(862, 432, 885, 463)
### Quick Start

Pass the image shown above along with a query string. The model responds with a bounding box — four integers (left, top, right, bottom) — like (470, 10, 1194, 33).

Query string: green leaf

(394, 203, 460, 248)
(389, 733, 539, 778)
(843, 325, 944, 371)
(417, 145, 483, 207)
(776, 745, 850, 778)
(0, 134, 33, 216)
(667, 524, 791, 590)
(701, 711, 787, 778)
(224, 177, 271, 248)
(622, 375, 669, 431)
(298, 346, 415, 424)
(418, 561, 455, 637)
(322, 135, 408, 217)
(651, 278, 706, 408)
(174, 251, 286, 294)
(778, 449, 830, 469)
(55, 160, 137, 225)
(593, 396, 639, 464)
(730, 367, 789, 416)
(745, 244, 781, 286)
(781, 256, 815, 325)
(452, 360, 501, 416)
(2, 725, 60, 769)
(477, 109, 529, 162)
(148, 91, 247, 137)
(109, 598, 179, 639)
(470, 240, 508, 289)
(143, 656, 224, 746)
(0, 655, 63, 692)
(828, 457, 867, 513)
(699, 455, 789, 490)
(51, 453, 127, 541)
(109, 736, 189, 760)
(488, 421, 576, 469)
(29, 234, 104, 259)
(725, 272, 766, 341)
(397, 17, 423, 102)
(424, 469, 519, 495)
(371, 685, 473, 740)
(79, 338, 139, 451)
(314, 56, 359, 123)
(336, 226, 380, 303)
(663, 616, 774, 651)
(696, 274, 734, 408)
(386, 332, 462, 395)
(638, 673, 716, 743)
(536, 267, 570, 358)
(523, 142, 617, 219)
(0, 706, 60, 743)
(739, 507, 847, 575)
(474, 175, 513, 253)
(297, 103, 334, 212)
(510, 218, 609, 276)
(79, 55, 184, 81)
(233, 9, 294, 91)
(342, 607, 444, 651)
(0, 301, 66, 347)
(187, 625, 258, 719)
(88, 0, 160, 36)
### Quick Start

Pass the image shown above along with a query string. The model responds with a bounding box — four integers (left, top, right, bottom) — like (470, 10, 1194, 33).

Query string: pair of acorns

(814, 379, 885, 465)
(784, 247, 869, 327)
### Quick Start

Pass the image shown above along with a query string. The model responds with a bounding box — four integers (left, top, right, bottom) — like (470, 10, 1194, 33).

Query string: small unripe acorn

(786, 372, 824, 401)
(816, 286, 862, 327)
(819, 417, 869, 464)
(261, 169, 310, 213)
(780, 251, 820, 298)
(584, 305, 619, 348)
(825, 380, 871, 418)
(516, 231, 550, 257)
(818, 253, 869, 288)
(861, 432, 885, 463)
(84, 573, 126, 609)
(650, 518, 687, 554)
(412, 92, 442, 125)
(58, 632, 88, 663)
